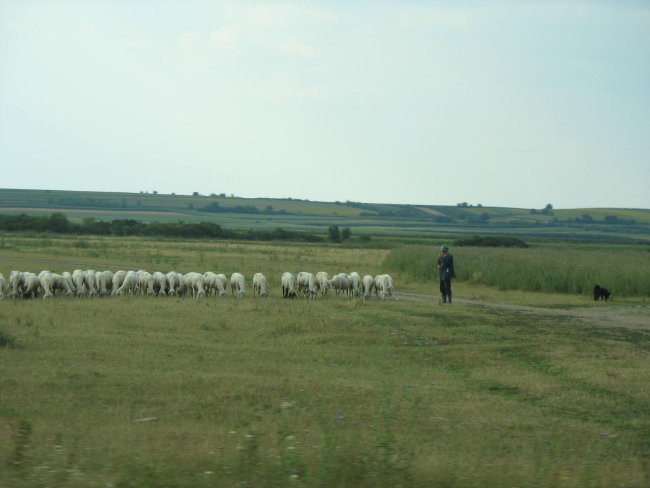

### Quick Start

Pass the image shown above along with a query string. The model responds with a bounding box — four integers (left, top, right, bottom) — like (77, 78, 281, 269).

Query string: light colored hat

(440, 244, 449, 251)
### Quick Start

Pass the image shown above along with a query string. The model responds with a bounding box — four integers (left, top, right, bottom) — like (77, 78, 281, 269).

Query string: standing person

(437, 244, 455, 304)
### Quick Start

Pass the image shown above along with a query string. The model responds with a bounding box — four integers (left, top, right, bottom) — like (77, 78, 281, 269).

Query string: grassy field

(2, 188, 649, 242)
(1, 236, 649, 487)
(385, 244, 650, 297)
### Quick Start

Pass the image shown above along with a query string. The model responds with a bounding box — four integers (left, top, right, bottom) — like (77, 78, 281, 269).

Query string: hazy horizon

(3, 186, 649, 211)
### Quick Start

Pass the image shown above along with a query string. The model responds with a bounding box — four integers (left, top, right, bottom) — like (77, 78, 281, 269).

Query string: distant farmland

(1, 188, 648, 243)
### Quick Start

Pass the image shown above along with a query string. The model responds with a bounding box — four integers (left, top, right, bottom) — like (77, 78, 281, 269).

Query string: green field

(2, 188, 649, 242)
(1, 236, 648, 487)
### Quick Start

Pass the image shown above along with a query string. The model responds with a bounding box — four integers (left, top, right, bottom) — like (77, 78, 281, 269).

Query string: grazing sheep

(281, 272, 298, 298)
(375, 274, 394, 300)
(114, 270, 139, 295)
(22, 272, 41, 299)
(230, 273, 246, 298)
(152, 272, 167, 296)
(72, 269, 86, 296)
(183, 272, 205, 298)
(362, 274, 375, 300)
(84, 270, 98, 297)
(138, 271, 156, 296)
(96, 270, 114, 296)
(62, 271, 75, 294)
(215, 274, 227, 297)
(38, 270, 56, 298)
(384, 274, 394, 299)
(203, 272, 222, 297)
(315, 271, 330, 296)
(112, 270, 127, 295)
(329, 273, 350, 296)
(348, 272, 362, 298)
(9, 270, 25, 298)
(252, 272, 268, 297)
(165, 271, 183, 296)
(0, 272, 6, 299)
(297, 272, 312, 297)
(298, 272, 317, 298)
(52, 272, 74, 297)
(39, 270, 73, 298)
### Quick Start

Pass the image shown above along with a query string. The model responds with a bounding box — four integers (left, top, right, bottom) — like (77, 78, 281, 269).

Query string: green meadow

(1, 236, 649, 487)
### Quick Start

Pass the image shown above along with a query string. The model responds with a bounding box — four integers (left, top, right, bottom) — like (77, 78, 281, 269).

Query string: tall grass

(384, 245, 650, 296)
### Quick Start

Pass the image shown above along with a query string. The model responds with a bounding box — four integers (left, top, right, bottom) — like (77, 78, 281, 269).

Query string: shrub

(455, 235, 528, 248)
(0, 328, 18, 348)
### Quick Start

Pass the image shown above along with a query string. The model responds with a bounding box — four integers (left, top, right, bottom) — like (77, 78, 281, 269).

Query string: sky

(1, 1, 648, 209)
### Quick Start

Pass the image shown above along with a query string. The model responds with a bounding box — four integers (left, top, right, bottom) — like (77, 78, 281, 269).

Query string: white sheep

(39, 270, 72, 298)
(84, 270, 98, 297)
(329, 273, 350, 296)
(138, 271, 155, 296)
(112, 270, 127, 295)
(384, 274, 394, 299)
(72, 269, 86, 296)
(9, 270, 25, 298)
(165, 271, 182, 296)
(38, 270, 55, 298)
(22, 272, 41, 299)
(96, 270, 114, 296)
(215, 274, 227, 297)
(375, 274, 394, 300)
(230, 272, 246, 298)
(114, 270, 139, 295)
(298, 272, 317, 298)
(281, 272, 298, 298)
(203, 272, 222, 297)
(152, 271, 167, 296)
(315, 271, 330, 296)
(183, 272, 205, 298)
(348, 272, 362, 298)
(62, 271, 75, 295)
(362, 274, 375, 300)
(252, 272, 268, 297)
(0, 272, 6, 299)
(297, 272, 311, 296)
(52, 272, 74, 297)
(374, 274, 384, 298)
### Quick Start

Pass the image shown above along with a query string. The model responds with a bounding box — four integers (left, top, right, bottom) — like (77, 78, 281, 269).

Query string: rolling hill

(1, 188, 648, 243)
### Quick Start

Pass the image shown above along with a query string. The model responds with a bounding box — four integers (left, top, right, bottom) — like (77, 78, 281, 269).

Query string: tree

(341, 227, 352, 240)
(541, 203, 554, 215)
(328, 225, 341, 242)
(48, 212, 71, 232)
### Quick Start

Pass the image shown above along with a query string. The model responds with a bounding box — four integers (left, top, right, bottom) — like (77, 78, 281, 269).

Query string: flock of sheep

(0, 269, 395, 300)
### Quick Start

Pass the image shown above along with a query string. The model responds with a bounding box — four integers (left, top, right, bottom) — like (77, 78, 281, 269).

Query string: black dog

(593, 284, 611, 301)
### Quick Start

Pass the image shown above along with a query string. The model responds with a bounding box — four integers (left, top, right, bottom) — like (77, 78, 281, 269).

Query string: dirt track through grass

(396, 292, 650, 331)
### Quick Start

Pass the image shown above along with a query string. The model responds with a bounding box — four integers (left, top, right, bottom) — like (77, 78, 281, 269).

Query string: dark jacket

(438, 253, 455, 281)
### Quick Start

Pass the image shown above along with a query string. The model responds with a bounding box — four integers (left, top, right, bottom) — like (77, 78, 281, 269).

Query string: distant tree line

(0, 213, 324, 242)
(570, 214, 638, 225)
(455, 235, 529, 248)
(197, 202, 291, 215)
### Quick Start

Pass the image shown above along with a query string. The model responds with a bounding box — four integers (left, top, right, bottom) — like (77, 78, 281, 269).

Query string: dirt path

(395, 292, 650, 331)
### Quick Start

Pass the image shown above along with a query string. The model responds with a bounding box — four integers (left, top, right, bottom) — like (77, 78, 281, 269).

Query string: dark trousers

(440, 279, 452, 303)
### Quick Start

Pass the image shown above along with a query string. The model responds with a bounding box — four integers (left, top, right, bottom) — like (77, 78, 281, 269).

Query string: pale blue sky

(1, 1, 648, 209)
